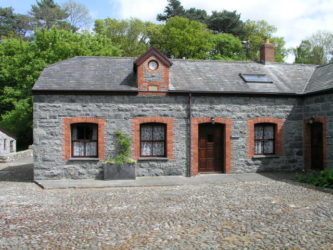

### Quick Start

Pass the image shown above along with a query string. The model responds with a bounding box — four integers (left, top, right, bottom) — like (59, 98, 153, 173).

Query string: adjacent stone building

(0, 127, 16, 156)
(32, 43, 333, 180)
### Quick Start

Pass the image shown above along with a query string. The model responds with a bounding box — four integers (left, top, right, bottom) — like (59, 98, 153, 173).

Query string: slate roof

(33, 56, 332, 95)
(304, 63, 333, 93)
(0, 127, 16, 139)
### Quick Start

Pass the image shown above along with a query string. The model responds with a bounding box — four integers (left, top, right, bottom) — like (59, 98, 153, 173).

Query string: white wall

(0, 130, 16, 156)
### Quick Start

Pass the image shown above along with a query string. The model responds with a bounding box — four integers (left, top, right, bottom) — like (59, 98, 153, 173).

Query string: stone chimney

(260, 38, 275, 63)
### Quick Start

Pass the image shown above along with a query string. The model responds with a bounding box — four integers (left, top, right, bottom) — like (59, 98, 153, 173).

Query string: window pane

(255, 141, 263, 154)
(153, 126, 165, 140)
(86, 142, 97, 156)
(264, 141, 274, 154)
(264, 126, 274, 139)
(153, 142, 165, 156)
(76, 125, 85, 139)
(255, 126, 264, 139)
(73, 142, 85, 156)
(141, 142, 152, 156)
(91, 126, 97, 140)
(141, 126, 152, 140)
(72, 126, 78, 140)
(85, 126, 93, 140)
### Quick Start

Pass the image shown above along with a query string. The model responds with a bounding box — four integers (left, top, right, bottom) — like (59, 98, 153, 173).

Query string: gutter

(33, 88, 333, 97)
(33, 88, 299, 97)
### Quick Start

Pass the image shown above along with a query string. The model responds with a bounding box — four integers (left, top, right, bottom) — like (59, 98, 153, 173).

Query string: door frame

(304, 117, 328, 171)
(191, 117, 233, 175)
(198, 123, 225, 173)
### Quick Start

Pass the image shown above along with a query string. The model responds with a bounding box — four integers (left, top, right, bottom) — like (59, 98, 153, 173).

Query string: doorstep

(34, 173, 278, 189)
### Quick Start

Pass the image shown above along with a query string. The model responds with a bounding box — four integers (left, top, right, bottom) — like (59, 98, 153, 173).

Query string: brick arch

(63, 117, 106, 161)
(191, 117, 233, 175)
(132, 117, 175, 159)
(248, 117, 285, 158)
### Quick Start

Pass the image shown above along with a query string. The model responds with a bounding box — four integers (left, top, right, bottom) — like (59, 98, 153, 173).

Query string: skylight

(239, 73, 273, 83)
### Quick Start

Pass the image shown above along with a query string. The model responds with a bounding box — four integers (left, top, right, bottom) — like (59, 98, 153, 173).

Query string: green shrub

(105, 131, 136, 165)
(297, 169, 333, 188)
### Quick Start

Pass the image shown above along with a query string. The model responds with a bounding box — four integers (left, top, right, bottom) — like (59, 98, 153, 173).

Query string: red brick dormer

(134, 48, 172, 96)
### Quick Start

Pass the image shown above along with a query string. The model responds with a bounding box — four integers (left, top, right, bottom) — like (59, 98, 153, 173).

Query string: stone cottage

(32, 42, 333, 180)
(0, 127, 16, 156)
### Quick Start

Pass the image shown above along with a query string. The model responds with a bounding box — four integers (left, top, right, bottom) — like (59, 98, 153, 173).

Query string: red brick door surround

(191, 117, 233, 175)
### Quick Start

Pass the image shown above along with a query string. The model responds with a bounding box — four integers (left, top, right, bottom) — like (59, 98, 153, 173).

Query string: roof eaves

(0, 127, 17, 139)
(134, 47, 173, 67)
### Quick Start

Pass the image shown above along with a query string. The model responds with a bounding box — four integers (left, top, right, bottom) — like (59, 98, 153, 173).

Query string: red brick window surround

(191, 117, 233, 175)
(248, 117, 285, 158)
(132, 117, 175, 159)
(63, 117, 106, 161)
(304, 117, 328, 170)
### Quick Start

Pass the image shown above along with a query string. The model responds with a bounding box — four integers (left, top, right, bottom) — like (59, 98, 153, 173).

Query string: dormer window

(148, 60, 159, 70)
(240, 73, 273, 83)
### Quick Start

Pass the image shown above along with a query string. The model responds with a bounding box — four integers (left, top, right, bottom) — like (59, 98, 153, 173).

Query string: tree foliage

(209, 33, 245, 60)
(94, 18, 157, 57)
(29, 0, 68, 30)
(243, 20, 287, 62)
(294, 40, 326, 65)
(157, 0, 185, 21)
(0, 7, 32, 38)
(207, 10, 245, 37)
(0, 28, 121, 148)
(294, 31, 333, 64)
(62, 0, 92, 31)
(150, 17, 213, 59)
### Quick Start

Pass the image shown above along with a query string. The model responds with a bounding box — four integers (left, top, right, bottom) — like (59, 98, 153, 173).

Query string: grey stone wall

(304, 93, 333, 169)
(33, 94, 305, 180)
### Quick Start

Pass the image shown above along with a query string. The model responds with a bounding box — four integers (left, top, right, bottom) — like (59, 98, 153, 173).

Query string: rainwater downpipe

(188, 93, 192, 177)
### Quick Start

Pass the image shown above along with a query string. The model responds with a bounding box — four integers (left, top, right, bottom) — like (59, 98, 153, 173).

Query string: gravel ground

(0, 176, 332, 249)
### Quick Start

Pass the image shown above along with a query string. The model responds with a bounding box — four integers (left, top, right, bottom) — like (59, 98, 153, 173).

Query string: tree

(29, 0, 68, 30)
(308, 31, 333, 63)
(0, 7, 32, 38)
(207, 10, 245, 37)
(62, 0, 92, 31)
(294, 40, 326, 65)
(150, 16, 213, 59)
(243, 20, 287, 62)
(0, 28, 121, 149)
(157, 0, 185, 21)
(184, 8, 208, 24)
(94, 18, 156, 57)
(209, 33, 245, 60)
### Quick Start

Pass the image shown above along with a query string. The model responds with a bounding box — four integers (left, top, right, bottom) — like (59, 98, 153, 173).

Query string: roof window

(239, 73, 273, 83)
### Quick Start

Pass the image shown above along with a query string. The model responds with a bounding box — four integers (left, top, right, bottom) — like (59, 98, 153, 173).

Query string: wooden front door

(310, 122, 324, 170)
(199, 123, 224, 173)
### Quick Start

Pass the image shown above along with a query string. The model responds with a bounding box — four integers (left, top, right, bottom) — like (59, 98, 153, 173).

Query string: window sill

(252, 155, 279, 159)
(69, 158, 100, 161)
(138, 157, 168, 161)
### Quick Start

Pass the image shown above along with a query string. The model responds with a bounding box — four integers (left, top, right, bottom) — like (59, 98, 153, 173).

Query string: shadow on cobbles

(258, 171, 333, 194)
(0, 163, 33, 182)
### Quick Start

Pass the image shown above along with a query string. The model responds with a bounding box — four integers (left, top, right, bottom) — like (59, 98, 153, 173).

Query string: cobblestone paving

(0, 179, 332, 249)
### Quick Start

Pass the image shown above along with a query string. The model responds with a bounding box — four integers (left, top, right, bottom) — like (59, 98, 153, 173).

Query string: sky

(2, 0, 333, 62)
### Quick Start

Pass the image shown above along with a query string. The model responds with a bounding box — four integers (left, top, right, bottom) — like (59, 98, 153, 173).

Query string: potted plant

(104, 131, 136, 180)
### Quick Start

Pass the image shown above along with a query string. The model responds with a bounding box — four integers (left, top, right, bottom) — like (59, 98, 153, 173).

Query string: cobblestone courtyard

(0, 165, 332, 249)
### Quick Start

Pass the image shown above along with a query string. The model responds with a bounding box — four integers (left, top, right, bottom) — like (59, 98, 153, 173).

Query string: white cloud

(115, 0, 333, 62)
